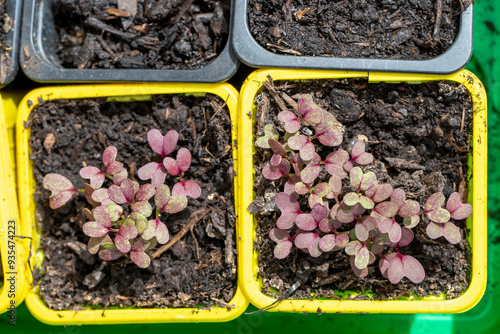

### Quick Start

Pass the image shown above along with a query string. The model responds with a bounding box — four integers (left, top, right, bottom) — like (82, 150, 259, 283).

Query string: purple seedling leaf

(91, 188, 112, 206)
(391, 227, 414, 248)
(138, 162, 167, 188)
(403, 215, 420, 229)
(324, 149, 349, 179)
(43, 173, 77, 209)
(300, 153, 321, 184)
(308, 183, 331, 208)
(130, 238, 151, 268)
(102, 146, 124, 175)
(379, 218, 402, 243)
(270, 228, 293, 259)
(99, 242, 123, 261)
(255, 124, 279, 149)
(345, 240, 370, 270)
(288, 135, 315, 161)
(294, 232, 322, 257)
(262, 159, 290, 180)
(343, 192, 374, 210)
(315, 113, 343, 147)
(379, 252, 397, 278)
(424, 192, 451, 223)
(297, 94, 324, 126)
(278, 110, 301, 133)
(275, 192, 302, 229)
(350, 141, 374, 165)
(365, 182, 393, 203)
(83, 183, 101, 207)
(319, 233, 349, 252)
(398, 200, 420, 218)
(284, 175, 300, 199)
(336, 202, 366, 224)
(291, 153, 304, 175)
(113, 168, 128, 186)
(269, 138, 287, 159)
(143, 217, 170, 244)
(172, 180, 202, 199)
(350, 256, 369, 278)
(163, 148, 192, 176)
(109, 179, 136, 204)
(294, 180, 311, 195)
(426, 221, 462, 244)
(318, 218, 342, 233)
(371, 201, 399, 223)
(327, 175, 342, 199)
(155, 185, 188, 214)
(147, 129, 179, 158)
(105, 203, 123, 222)
(387, 252, 425, 284)
(446, 192, 472, 220)
(80, 166, 105, 189)
(296, 203, 328, 231)
(354, 216, 377, 242)
(115, 225, 138, 253)
(82, 206, 113, 237)
(88, 235, 112, 255)
(132, 201, 153, 217)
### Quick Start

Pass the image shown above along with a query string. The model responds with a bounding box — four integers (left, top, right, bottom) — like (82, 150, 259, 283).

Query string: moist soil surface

(251, 77, 473, 301)
(53, 0, 230, 70)
(29, 94, 237, 310)
(248, 0, 470, 60)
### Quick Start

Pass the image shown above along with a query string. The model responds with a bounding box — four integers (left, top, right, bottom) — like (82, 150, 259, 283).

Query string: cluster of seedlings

(43, 129, 199, 268)
(257, 94, 472, 284)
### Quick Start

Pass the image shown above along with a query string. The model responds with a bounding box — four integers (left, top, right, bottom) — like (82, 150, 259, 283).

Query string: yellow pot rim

(237, 69, 487, 314)
(16, 82, 249, 325)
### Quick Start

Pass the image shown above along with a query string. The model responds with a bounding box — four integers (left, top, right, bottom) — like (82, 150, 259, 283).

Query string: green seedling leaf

(43, 173, 77, 209)
(126, 212, 148, 234)
(255, 124, 279, 149)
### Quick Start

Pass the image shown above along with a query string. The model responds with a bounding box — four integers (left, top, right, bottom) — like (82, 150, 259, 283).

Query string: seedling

(253, 93, 472, 285)
(43, 129, 201, 268)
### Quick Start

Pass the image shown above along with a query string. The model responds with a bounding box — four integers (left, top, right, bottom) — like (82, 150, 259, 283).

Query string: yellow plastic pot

(0, 92, 30, 316)
(16, 83, 248, 325)
(237, 69, 487, 314)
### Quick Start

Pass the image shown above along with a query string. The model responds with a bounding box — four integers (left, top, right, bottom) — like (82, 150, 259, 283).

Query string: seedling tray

(15, 82, 248, 325)
(0, 0, 22, 87)
(238, 68, 487, 314)
(20, 0, 239, 83)
(232, 1, 473, 74)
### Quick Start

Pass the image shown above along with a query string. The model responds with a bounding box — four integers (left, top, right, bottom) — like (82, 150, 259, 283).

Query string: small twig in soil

(263, 78, 287, 112)
(460, 107, 465, 133)
(245, 270, 311, 315)
(150, 208, 211, 260)
(171, 0, 196, 24)
(190, 224, 200, 259)
(96, 35, 116, 56)
(265, 43, 302, 56)
(209, 98, 228, 122)
(433, 0, 443, 40)
(210, 297, 235, 309)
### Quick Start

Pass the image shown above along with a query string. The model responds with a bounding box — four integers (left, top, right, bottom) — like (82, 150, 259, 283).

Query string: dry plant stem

(433, 0, 443, 39)
(150, 208, 211, 260)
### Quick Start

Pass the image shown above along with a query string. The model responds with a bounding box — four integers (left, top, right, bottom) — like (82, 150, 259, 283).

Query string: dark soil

(28, 94, 237, 310)
(248, 0, 470, 60)
(0, 0, 13, 82)
(252, 77, 473, 300)
(53, 0, 230, 70)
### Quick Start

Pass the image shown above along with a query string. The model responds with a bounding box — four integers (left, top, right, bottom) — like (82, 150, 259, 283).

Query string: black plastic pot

(232, 1, 473, 74)
(0, 0, 22, 87)
(20, 0, 239, 83)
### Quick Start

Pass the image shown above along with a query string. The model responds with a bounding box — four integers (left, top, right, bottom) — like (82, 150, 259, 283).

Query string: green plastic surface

(1, 0, 499, 331)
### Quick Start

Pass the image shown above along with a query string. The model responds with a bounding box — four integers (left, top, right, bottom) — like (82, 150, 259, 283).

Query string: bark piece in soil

(52, 0, 230, 70)
(29, 94, 236, 310)
(252, 78, 472, 301)
(248, 0, 470, 60)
